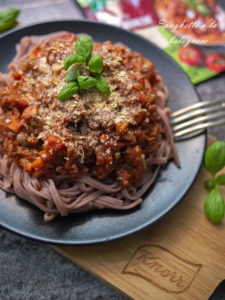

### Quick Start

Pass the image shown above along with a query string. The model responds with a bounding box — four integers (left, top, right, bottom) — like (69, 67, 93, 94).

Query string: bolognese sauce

(0, 32, 163, 187)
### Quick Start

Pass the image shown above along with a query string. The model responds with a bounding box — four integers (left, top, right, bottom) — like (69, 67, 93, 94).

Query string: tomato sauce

(0, 33, 162, 186)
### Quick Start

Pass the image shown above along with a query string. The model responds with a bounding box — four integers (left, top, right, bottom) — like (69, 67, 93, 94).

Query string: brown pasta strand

(0, 33, 179, 221)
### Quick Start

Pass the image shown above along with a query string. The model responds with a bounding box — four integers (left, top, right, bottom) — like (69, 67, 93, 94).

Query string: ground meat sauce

(0, 32, 162, 187)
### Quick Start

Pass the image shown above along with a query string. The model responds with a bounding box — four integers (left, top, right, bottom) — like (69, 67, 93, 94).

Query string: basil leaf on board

(58, 82, 79, 101)
(96, 75, 110, 96)
(88, 55, 103, 74)
(64, 54, 85, 70)
(204, 188, 225, 223)
(75, 35, 93, 61)
(0, 8, 20, 33)
(66, 68, 79, 82)
(196, 4, 211, 15)
(77, 76, 97, 89)
(216, 174, 225, 186)
(204, 179, 216, 191)
(204, 141, 225, 176)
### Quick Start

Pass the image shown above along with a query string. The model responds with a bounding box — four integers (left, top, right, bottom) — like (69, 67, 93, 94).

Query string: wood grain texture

(53, 135, 225, 300)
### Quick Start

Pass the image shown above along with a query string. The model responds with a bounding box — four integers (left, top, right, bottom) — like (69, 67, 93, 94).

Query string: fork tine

(172, 111, 225, 132)
(170, 104, 225, 124)
(173, 118, 225, 138)
(171, 98, 225, 118)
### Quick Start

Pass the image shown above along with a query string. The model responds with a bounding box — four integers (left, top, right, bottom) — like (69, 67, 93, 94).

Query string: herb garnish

(75, 35, 93, 60)
(96, 75, 110, 96)
(203, 141, 225, 223)
(58, 82, 79, 101)
(65, 68, 79, 82)
(0, 8, 20, 33)
(77, 76, 97, 89)
(64, 54, 85, 70)
(88, 55, 103, 74)
(58, 35, 110, 101)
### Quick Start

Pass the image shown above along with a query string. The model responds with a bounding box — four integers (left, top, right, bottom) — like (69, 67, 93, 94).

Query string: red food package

(78, 0, 159, 30)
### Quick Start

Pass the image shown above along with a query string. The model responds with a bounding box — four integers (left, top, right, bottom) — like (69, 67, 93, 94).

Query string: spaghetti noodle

(0, 32, 179, 222)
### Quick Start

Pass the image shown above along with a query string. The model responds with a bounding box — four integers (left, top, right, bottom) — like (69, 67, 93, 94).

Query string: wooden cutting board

(53, 135, 225, 299)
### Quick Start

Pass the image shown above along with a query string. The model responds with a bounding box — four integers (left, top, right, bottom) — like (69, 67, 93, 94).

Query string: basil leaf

(0, 8, 20, 33)
(75, 35, 93, 61)
(77, 76, 97, 89)
(66, 68, 79, 82)
(216, 174, 225, 185)
(96, 75, 110, 96)
(196, 4, 211, 15)
(58, 82, 79, 101)
(204, 141, 225, 176)
(204, 188, 225, 223)
(64, 54, 85, 70)
(88, 55, 103, 74)
(204, 179, 216, 191)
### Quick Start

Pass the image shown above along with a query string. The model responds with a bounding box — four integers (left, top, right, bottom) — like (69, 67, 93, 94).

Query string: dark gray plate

(0, 20, 206, 245)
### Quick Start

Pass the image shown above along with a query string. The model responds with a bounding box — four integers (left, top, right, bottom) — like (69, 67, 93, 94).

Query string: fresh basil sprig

(66, 68, 79, 82)
(64, 54, 85, 70)
(77, 76, 97, 89)
(75, 35, 93, 60)
(58, 82, 79, 101)
(204, 188, 225, 224)
(216, 174, 225, 185)
(204, 141, 225, 176)
(0, 8, 20, 33)
(58, 35, 110, 101)
(204, 179, 215, 191)
(203, 141, 225, 223)
(88, 56, 103, 74)
(96, 75, 110, 96)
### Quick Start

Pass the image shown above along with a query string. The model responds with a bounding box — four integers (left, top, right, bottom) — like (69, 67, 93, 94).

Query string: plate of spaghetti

(0, 20, 206, 245)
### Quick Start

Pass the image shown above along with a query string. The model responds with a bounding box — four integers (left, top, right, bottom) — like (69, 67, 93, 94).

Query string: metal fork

(170, 99, 225, 139)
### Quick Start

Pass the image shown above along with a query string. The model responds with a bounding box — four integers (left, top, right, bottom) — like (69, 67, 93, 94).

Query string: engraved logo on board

(122, 244, 202, 294)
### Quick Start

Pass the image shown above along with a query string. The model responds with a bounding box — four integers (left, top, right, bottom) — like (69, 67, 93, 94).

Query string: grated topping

(0, 32, 162, 186)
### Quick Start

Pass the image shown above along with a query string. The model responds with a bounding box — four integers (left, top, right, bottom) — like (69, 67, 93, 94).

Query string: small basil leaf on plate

(204, 179, 216, 191)
(0, 8, 20, 33)
(204, 141, 225, 176)
(77, 76, 97, 89)
(58, 82, 79, 101)
(66, 68, 79, 82)
(64, 54, 85, 70)
(204, 188, 225, 223)
(216, 174, 225, 185)
(75, 35, 93, 61)
(88, 55, 103, 74)
(96, 75, 110, 96)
